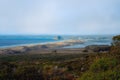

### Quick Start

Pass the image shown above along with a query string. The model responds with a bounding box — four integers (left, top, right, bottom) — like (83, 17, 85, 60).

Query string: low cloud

(0, 0, 120, 35)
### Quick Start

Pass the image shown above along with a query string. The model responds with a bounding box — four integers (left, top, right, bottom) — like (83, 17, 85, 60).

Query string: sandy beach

(0, 39, 110, 55)
(0, 39, 86, 54)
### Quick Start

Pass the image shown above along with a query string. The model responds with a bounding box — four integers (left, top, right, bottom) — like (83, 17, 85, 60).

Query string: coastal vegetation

(78, 35, 120, 80)
(0, 35, 120, 80)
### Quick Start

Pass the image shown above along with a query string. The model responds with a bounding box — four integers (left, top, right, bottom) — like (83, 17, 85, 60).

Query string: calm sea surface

(0, 35, 113, 48)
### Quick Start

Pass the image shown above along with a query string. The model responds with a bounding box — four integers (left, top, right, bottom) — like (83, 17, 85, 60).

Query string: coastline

(0, 39, 110, 54)
(0, 39, 85, 54)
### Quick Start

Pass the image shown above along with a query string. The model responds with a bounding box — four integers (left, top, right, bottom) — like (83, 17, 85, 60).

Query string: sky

(0, 0, 120, 35)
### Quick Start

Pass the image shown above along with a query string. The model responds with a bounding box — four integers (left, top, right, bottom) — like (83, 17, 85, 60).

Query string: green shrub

(112, 35, 120, 46)
(104, 70, 120, 80)
(77, 72, 94, 80)
(78, 57, 120, 80)
(90, 57, 118, 72)
(78, 70, 120, 80)
(109, 35, 120, 56)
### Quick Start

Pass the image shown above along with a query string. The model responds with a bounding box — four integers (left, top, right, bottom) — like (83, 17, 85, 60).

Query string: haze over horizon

(0, 0, 120, 35)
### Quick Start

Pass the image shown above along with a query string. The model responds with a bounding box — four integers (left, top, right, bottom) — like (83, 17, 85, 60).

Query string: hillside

(0, 35, 120, 80)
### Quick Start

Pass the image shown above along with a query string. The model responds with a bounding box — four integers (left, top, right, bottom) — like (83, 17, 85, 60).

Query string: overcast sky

(0, 0, 120, 35)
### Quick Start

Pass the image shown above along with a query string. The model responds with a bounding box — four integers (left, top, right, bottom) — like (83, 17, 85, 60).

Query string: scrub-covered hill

(0, 35, 120, 80)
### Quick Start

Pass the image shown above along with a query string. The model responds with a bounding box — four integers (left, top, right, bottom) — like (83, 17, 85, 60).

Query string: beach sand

(0, 39, 110, 54)
(0, 39, 85, 54)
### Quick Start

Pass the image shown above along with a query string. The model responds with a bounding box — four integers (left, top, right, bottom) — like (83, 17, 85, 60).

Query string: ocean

(0, 35, 113, 48)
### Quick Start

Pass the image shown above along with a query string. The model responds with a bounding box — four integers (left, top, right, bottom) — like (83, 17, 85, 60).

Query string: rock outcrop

(85, 45, 110, 52)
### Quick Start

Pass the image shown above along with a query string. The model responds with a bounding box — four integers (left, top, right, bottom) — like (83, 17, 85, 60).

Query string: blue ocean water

(0, 35, 59, 48)
(63, 35, 113, 48)
(0, 35, 113, 48)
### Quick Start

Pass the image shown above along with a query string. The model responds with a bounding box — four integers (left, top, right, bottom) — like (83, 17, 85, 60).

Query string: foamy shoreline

(0, 39, 85, 54)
